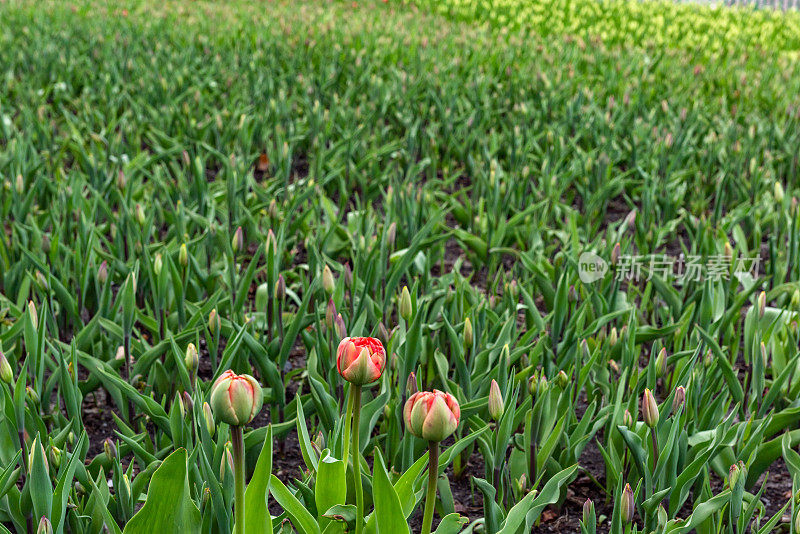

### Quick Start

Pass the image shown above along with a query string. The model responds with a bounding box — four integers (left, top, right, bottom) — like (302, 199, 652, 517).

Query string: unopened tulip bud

(179, 243, 188, 267)
(203, 402, 215, 437)
(326, 298, 336, 329)
(583, 499, 595, 525)
(386, 222, 396, 248)
(15, 174, 24, 194)
(623, 409, 634, 427)
(322, 265, 335, 295)
(231, 226, 244, 254)
(210, 371, 263, 426)
(484, 380, 502, 421)
(49, 446, 62, 470)
(555, 369, 569, 389)
(775, 181, 785, 204)
(97, 260, 108, 284)
(377, 322, 391, 348)
(404, 390, 461, 442)
(116, 170, 126, 190)
(611, 242, 621, 266)
(580, 338, 590, 360)
(642, 388, 659, 428)
(37, 517, 52, 534)
(609, 327, 618, 347)
(620, 483, 635, 524)
(568, 284, 578, 303)
(0, 351, 12, 384)
(672, 386, 686, 413)
(463, 317, 473, 349)
(220, 444, 233, 481)
(275, 274, 286, 300)
(655, 347, 667, 377)
(334, 314, 347, 339)
(185, 343, 199, 374)
(343, 263, 353, 289)
(182, 391, 194, 414)
(28, 301, 38, 329)
(103, 438, 117, 462)
(757, 291, 766, 318)
(26, 386, 40, 405)
(209, 309, 221, 335)
(337, 337, 386, 386)
(265, 229, 277, 255)
(399, 286, 412, 322)
(406, 373, 418, 396)
(728, 462, 744, 488)
(313, 431, 325, 453)
(134, 204, 145, 226)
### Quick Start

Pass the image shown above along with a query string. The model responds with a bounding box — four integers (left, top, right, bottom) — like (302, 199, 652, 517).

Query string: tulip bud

(655, 347, 668, 378)
(336, 337, 386, 386)
(116, 170, 126, 190)
(49, 446, 62, 470)
(488, 380, 504, 420)
(757, 291, 766, 318)
(568, 284, 579, 303)
(334, 314, 347, 339)
(642, 388, 659, 428)
(399, 286, 412, 322)
(37, 517, 52, 534)
(28, 301, 38, 329)
(185, 343, 199, 374)
(406, 372, 418, 396)
(404, 390, 461, 442)
(623, 409, 634, 427)
(386, 222, 396, 248)
(552, 370, 567, 390)
(104, 438, 117, 462)
(463, 317, 473, 349)
(15, 174, 24, 195)
(203, 402, 215, 437)
(326, 298, 336, 329)
(775, 181, 785, 203)
(220, 444, 233, 481)
(377, 322, 391, 348)
(611, 242, 621, 266)
(210, 370, 264, 426)
(0, 351, 12, 384)
(728, 462, 744, 488)
(620, 483, 635, 524)
(760, 341, 768, 367)
(275, 274, 286, 301)
(343, 263, 353, 289)
(672, 386, 686, 413)
(322, 265, 335, 295)
(231, 226, 244, 254)
(582, 499, 595, 526)
(209, 309, 221, 335)
(608, 327, 618, 347)
(182, 391, 194, 414)
(97, 260, 108, 284)
(134, 204, 145, 226)
(26, 386, 40, 405)
(179, 243, 188, 267)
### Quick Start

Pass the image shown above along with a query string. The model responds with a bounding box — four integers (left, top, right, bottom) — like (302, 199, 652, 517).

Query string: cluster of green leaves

(1, 0, 800, 532)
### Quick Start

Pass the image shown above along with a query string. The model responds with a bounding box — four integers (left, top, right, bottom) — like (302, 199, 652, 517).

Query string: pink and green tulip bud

(620, 483, 635, 524)
(555, 370, 569, 390)
(175, 393, 185, 419)
(231, 226, 244, 254)
(642, 388, 659, 428)
(404, 390, 461, 442)
(399, 286, 412, 322)
(334, 314, 347, 339)
(343, 263, 353, 289)
(26, 386, 40, 405)
(611, 242, 621, 266)
(386, 222, 397, 248)
(37, 517, 52, 534)
(608, 327, 618, 347)
(203, 402, 215, 437)
(757, 291, 766, 318)
(729, 462, 742, 488)
(463, 317, 473, 349)
(179, 243, 188, 267)
(568, 284, 578, 303)
(275, 274, 286, 301)
(265, 229, 277, 256)
(488, 380, 504, 420)
(326, 298, 336, 329)
(336, 337, 386, 386)
(134, 204, 145, 226)
(582, 499, 595, 525)
(210, 370, 264, 426)
(406, 372, 418, 396)
(655, 347, 668, 378)
(322, 265, 335, 295)
(623, 409, 634, 427)
(0, 351, 12, 384)
(185, 343, 199, 374)
(182, 391, 194, 414)
(580, 338, 590, 360)
(209, 309, 221, 335)
(760, 341, 768, 367)
(313, 431, 325, 453)
(104, 438, 117, 462)
(35, 271, 48, 291)
(220, 444, 234, 481)
(97, 261, 108, 284)
(153, 253, 163, 276)
(672, 386, 686, 413)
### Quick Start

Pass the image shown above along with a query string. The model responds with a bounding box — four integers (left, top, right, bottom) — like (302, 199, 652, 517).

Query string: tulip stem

(421, 441, 439, 534)
(232, 425, 246, 534)
(343, 384, 354, 462)
(352, 385, 363, 534)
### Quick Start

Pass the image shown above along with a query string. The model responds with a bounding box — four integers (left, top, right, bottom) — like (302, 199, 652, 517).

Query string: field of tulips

(2, 0, 800, 532)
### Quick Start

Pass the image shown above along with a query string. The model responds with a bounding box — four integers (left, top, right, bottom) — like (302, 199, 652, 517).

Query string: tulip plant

(3, 0, 800, 533)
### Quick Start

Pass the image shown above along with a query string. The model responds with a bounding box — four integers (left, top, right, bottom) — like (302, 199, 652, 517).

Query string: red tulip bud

(404, 389, 461, 442)
(210, 370, 263, 426)
(336, 337, 385, 386)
